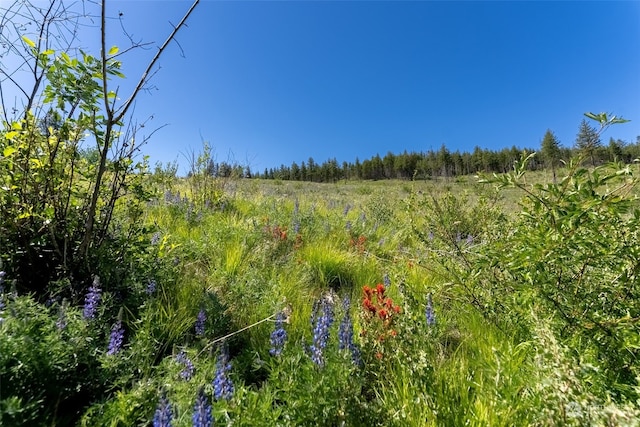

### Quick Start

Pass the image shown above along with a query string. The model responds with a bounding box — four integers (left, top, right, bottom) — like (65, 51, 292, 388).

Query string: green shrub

(0, 295, 100, 426)
(480, 157, 640, 399)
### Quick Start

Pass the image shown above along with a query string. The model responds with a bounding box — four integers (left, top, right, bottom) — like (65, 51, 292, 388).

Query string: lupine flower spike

(338, 297, 361, 366)
(151, 231, 161, 245)
(153, 393, 173, 427)
(107, 319, 125, 355)
(192, 388, 213, 427)
(176, 350, 195, 381)
(195, 309, 206, 336)
(83, 276, 102, 320)
(309, 294, 335, 367)
(270, 311, 288, 356)
(213, 343, 234, 400)
(146, 279, 157, 295)
(426, 293, 436, 327)
(383, 273, 391, 288)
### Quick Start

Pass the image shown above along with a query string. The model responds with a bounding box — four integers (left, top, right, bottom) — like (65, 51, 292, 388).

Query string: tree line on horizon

(198, 119, 639, 182)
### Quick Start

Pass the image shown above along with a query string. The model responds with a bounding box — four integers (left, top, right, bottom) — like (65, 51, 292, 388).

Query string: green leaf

(22, 35, 36, 48)
(3, 146, 17, 157)
(42, 49, 55, 56)
(108, 46, 119, 56)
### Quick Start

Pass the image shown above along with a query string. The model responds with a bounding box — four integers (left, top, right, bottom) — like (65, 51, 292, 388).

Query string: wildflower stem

(197, 313, 277, 359)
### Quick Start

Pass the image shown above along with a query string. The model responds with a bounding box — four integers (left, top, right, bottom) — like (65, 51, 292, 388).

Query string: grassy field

(2, 162, 640, 426)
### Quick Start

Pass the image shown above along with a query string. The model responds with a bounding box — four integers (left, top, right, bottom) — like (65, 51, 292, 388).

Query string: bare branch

(0, 0, 97, 121)
(114, 0, 200, 123)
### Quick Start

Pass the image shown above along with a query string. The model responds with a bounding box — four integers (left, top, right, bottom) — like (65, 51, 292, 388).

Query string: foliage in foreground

(2, 143, 640, 425)
(2, 3, 638, 423)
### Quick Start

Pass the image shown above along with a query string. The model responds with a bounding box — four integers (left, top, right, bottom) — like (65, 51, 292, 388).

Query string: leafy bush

(0, 46, 154, 303)
(482, 157, 640, 398)
(0, 294, 99, 426)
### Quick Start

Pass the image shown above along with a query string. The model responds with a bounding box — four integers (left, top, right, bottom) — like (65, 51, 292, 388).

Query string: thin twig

(114, 0, 200, 123)
(197, 313, 277, 358)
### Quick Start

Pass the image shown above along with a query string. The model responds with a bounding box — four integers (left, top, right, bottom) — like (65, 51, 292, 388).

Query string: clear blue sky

(18, 1, 640, 173)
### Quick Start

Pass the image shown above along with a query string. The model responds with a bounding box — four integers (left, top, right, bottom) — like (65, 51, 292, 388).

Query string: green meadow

(1, 3, 639, 425)
(2, 155, 640, 426)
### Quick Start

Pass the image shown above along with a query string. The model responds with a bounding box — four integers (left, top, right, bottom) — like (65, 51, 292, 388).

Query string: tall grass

(2, 164, 640, 426)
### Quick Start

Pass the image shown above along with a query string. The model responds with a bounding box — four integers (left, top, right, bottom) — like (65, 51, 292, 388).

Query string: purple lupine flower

(146, 279, 157, 295)
(107, 320, 125, 355)
(383, 273, 391, 288)
(309, 296, 334, 367)
(153, 394, 173, 427)
(83, 276, 102, 320)
(343, 204, 351, 216)
(293, 198, 299, 216)
(269, 311, 288, 357)
(195, 309, 206, 336)
(151, 232, 161, 245)
(213, 343, 234, 400)
(425, 293, 436, 327)
(293, 219, 300, 235)
(176, 350, 195, 381)
(310, 299, 321, 330)
(192, 388, 213, 427)
(466, 234, 474, 245)
(338, 297, 361, 366)
(338, 298, 352, 351)
(345, 220, 352, 231)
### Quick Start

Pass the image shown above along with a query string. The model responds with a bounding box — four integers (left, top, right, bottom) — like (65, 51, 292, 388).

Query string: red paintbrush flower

(363, 298, 377, 313)
(363, 285, 372, 295)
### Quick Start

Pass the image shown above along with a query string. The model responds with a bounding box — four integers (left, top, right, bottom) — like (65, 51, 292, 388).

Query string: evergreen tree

(290, 162, 300, 180)
(575, 119, 601, 166)
(541, 129, 561, 183)
(307, 157, 317, 182)
(354, 158, 362, 179)
(382, 152, 395, 179)
(437, 144, 451, 177)
(607, 137, 624, 162)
